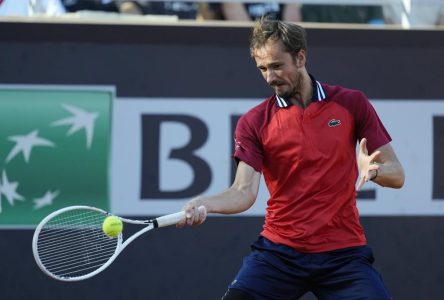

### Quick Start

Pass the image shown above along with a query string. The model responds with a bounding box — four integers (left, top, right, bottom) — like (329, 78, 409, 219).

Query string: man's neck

(289, 73, 313, 108)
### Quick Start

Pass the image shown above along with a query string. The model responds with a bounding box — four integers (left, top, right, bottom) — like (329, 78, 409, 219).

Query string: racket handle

(155, 211, 186, 228)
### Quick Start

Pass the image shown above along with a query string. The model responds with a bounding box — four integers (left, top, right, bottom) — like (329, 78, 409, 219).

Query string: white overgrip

(155, 211, 186, 228)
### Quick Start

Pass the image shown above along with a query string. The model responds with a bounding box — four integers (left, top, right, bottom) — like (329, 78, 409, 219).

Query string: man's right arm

(177, 161, 261, 227)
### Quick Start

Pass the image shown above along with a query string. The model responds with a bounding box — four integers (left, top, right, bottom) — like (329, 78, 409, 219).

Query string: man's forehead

(253, 40, 288, 60)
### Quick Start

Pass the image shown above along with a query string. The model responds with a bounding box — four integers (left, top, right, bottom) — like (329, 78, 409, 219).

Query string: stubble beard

(276, 73, 303, 102)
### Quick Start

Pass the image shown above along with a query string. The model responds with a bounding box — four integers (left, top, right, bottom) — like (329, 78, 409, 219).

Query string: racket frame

(32, 205, 185, 281)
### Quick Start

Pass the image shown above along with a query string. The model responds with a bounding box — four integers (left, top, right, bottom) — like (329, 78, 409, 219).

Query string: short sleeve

(233, 114, 264, 172)
(355, 92, 392, 153)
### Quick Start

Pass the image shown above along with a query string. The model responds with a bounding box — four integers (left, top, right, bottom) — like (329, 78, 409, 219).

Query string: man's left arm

(356, 138, 405, 191)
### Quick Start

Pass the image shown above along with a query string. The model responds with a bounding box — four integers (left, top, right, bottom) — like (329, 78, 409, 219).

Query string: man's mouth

(274, 84, 286, 90)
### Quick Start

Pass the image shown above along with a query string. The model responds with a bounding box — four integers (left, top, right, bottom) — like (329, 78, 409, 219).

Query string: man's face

(253, 40, 305, 100)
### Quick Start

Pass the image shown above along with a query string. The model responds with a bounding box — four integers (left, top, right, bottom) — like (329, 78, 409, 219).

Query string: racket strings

(36, 209, 119, 279)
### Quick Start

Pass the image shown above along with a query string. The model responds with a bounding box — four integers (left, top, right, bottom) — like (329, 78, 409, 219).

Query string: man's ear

(296, 49, 306, 67)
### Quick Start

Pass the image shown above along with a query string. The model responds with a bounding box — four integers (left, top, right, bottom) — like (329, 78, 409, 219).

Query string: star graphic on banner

(33, 190, 59, 210)
(0, 170, 24, 213)
(51, 104, 99, 149)
(5, 130, 55, 163)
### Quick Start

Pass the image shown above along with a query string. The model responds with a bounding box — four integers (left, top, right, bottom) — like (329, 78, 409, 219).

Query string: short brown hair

(249, 16, 307, 57)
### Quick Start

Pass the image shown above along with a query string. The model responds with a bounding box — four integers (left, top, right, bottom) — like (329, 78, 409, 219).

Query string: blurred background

(1, 0, 444, 27)
(1, 0, 444, 299)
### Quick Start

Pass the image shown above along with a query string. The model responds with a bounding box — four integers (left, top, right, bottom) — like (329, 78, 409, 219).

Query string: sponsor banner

(0, 85, 113, 227)
(112, 98, 444, 216)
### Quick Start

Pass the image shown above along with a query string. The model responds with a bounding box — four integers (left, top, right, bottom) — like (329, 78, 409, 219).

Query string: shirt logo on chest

(328, 119, 341, 127)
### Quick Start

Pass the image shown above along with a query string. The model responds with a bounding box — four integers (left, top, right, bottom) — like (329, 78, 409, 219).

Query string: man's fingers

(368, 164, 379, 172)
(176, 206, 193, 227)
(197, 205, 207, 225)
(356, 164, 379, 192)
(369, 150, 381, 162)
(357, 138, 381, 191)
(186, 207, 195, 226)
(359, 138, 368, 155)
(177, 205, 207, 227)
(356, 176, 365, 191)
(192, 206, 207, 226)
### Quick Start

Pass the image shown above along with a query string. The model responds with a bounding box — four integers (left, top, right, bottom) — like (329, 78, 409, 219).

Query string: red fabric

(234, 83, 391, 253)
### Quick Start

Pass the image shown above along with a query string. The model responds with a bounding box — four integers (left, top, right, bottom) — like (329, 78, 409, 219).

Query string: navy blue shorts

(228, 236, 392, 300)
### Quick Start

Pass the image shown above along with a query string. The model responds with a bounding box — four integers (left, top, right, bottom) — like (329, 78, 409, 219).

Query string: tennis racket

(32, 205, 190, 282)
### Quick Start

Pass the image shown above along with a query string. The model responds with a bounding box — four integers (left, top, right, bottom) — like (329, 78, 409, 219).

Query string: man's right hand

(176, 199, 207, 228)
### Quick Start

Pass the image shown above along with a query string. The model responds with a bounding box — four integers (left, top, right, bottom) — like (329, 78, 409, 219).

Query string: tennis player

(178, 17, 405, 300)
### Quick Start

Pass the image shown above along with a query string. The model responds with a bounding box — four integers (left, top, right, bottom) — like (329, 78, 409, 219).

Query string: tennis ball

(102, 216, 123, 238)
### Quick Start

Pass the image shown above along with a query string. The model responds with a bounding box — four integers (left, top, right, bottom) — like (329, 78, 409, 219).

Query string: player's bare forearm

(371, 159, 405, 189)
(177, 161, 261, 227)
(193, 183, 258, 215)
(198, 161, 260, 214)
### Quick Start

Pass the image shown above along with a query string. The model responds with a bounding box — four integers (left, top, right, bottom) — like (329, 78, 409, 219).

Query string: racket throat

(152, 220, 160, 228)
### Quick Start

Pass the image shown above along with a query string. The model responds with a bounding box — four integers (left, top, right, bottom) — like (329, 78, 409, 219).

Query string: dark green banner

(0, 86, 112, 227)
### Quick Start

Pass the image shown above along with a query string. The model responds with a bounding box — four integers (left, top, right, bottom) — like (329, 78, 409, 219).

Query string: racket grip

(155, 211, 186, 228)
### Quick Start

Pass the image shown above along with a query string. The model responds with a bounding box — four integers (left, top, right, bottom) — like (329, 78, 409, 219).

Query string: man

(178, 17, 405, 300)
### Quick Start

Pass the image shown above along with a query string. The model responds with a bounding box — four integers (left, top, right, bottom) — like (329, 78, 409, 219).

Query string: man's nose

(266, 70, 277, 85)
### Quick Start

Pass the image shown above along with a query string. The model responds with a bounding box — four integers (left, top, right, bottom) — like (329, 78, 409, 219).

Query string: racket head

(32, 206, 122, 281)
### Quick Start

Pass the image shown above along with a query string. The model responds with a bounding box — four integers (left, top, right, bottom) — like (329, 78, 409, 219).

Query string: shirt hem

(261, 231, 367, 253)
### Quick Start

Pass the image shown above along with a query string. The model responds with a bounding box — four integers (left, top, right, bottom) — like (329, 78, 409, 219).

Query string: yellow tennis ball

(102, 216, 123, 238)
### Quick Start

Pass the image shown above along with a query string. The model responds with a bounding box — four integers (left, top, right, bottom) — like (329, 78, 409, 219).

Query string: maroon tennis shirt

(234, 76, 391, 253)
